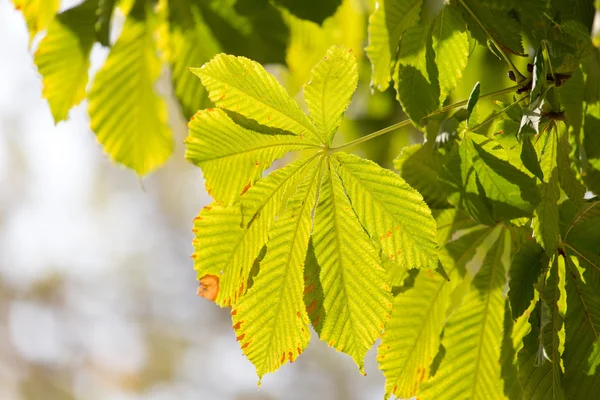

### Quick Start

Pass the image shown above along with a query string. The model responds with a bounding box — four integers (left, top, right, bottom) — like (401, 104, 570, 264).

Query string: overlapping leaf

(517, 256, 565, 400)
(186, 109, 317, 205)
(419, 228, 510, 400)
(378, 227, 493, 399)
(334, 152, 437, 269)
(88, 2, 173, 175)
(34, 0, 97, 123)
(232, 160, 322, 378)
(366, 0, 422, 91)
(187, 45, 440, 378)
(165, 0, 221, 119)
(311, 159, 393, 372)
(191, 54, 322, 143)
(12, 0, 60, 42)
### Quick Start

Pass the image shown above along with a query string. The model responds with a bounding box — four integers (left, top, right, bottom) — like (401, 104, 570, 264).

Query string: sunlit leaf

(34, 0, 97, 123)
(420, 228, 510, 400)
(232, 161, 322, 378)
(304, 45, 358, 144)
(88, 3, 173, 175)
(191, 54, 322, 143)
(378, 227, 493, 399)
(311, 158, 393, 372)
(366, 0, 422, 91)
(334, 152, 438, 269)
(12, 0, 60, 43)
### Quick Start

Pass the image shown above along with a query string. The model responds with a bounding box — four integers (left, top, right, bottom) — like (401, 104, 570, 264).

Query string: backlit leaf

(88, 2, 173, 175)
(191, 54, 322, 143)
(232, 160, 322, 378)
(34, 0, 97, 123)
(419, 228, 510, 400)
(185, 108, 317, 205)
(334, 152, 438, 269)
(304, 45, 358, 144)
(366, 0, 423, 91)
(311, 158, 393, 372)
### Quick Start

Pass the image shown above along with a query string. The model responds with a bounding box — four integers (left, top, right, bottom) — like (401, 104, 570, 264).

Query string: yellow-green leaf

(311, 158, 393, 372)
(232, 160, 322, 378)
(165, 0, 220, 119)
(34, 0, 97, 123)
(185, 108, 317, 205)
(378, 227, 493, 399)
(420, 228, 510, 400)
(334, 152, 437, 269)
(366, 0, 422, 91)
(12, 0, 60, 43)
(304, 45, 358, 144)
(192, 156, 317, 307)
(88, 4, 173, 175)
(191, 54, 321, 143)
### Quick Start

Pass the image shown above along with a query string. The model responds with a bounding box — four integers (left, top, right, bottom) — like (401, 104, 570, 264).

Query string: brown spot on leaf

(304, 283, 315, 294)
(241, 341, 250, 349)
(313, 315, 321, 326)
(240, 181, 252, 196)
(207, 108, 215, 112)
(232, 321, 242, 330)
(281, 352, 286, 363)
(231, 309, 237, 316)
(306, 299, 317, 315)
(203, 206, 212, 211)
(236, 333, 245, 342)
(190, 253, 198, 259)
(197, 274, 219, 301)
(296, 311, 301, 317)
(288, 352, 293, 362)
(192, 228, 198, 234)
(219, 94, 226, 100)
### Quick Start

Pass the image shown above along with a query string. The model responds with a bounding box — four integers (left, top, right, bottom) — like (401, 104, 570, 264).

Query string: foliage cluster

(13, 0, 600, 398)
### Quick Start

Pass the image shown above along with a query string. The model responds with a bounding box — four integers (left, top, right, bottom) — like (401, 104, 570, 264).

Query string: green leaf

(12, 0, 60, 43)
(517, 257, 566, 400)
(304, 45, 358, 144)
(466, 133, 541, 220)
(521, 135, 544, 181)
(558, 66, 584, 139)
(532, 128, 560, 255)
(303, 239, 326, 333)
(334, 152, 438, 270)
(394, 142, 449, 209)
(166, 0, 221, 119)
(231, 161, 321, 378)
(557, 122, 586, 204)
(87, 4, 173, 175)
(419, 228, 510, 400)
(311, 158, 393, 372)
(34, 0, 97, 123)
(394, 23, 440, 125)
(432, 5, 470, 103)
(272, 0, 341, 24)
(563, 252, 600, 399)
(185, 109, 316, 205)
(95, 0, 116, 46)
(508, 240, 548, 319)
(366, 0, 422, 91)
(192, 156, 317, 307)
(466, 81, 481, 127)
(378, 227, 493, 399)
(458, 0, 525, 55)
(433, 207, 478, 245)
(191, 54, 322, 143)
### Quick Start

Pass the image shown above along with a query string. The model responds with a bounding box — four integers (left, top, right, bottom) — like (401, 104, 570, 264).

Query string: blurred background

(0, 0, 516, 398)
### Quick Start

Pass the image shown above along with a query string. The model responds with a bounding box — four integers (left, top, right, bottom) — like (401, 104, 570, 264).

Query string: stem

(471, 95, 528, 132)
(458, 0, 527, 83)
(331, 83, 525, 152)
(331, 119, 413, 152)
